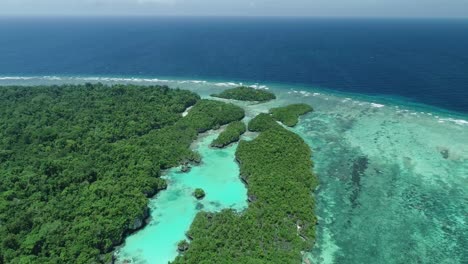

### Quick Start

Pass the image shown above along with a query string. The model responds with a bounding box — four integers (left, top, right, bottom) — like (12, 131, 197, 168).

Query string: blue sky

(1, 0, 467, 17)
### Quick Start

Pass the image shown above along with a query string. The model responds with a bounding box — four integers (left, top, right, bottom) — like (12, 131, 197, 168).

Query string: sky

(1, 0, 468, 18)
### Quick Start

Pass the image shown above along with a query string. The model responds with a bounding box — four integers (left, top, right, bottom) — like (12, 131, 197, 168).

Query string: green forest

(211, 121, 246, 148)
(211, 86, 276, 102)
(0, 84, 244, 264)
(172, 110, 318, 264)
(248, 113, 283, 132)
(270, 103, 314, 127)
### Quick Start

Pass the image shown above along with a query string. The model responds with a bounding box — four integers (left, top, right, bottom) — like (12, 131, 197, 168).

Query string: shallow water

(115, 132, 248, 264)
(216, 83, 467, 263)
(286, 93, 468, 264)
(1, 76, 467, 263)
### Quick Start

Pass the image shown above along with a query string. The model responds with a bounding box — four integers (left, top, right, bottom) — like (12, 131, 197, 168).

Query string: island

(0, 84, 245, 263)
(211, 86, 276, 102)
(193, 188, 206, 200)
(270, 103, 314, 127)
(173, 108, 318, 263)
(211, 121, 247, 148)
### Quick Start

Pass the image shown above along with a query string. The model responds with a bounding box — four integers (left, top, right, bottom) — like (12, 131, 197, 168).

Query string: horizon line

(0, 14, 467, 20)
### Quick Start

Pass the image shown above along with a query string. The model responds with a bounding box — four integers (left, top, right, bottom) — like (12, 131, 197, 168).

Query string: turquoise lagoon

(1, 76, 467, 263)
(115, 132, 248, 264)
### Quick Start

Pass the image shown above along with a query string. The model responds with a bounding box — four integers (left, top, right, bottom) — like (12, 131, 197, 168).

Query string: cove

(115, 132, 248, 264)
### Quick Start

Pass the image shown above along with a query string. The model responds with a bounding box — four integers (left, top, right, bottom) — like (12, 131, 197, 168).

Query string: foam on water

(370, 103, 385, 108)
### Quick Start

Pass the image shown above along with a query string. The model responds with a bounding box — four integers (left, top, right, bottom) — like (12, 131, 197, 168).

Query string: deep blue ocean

(0, 17, 467, 113)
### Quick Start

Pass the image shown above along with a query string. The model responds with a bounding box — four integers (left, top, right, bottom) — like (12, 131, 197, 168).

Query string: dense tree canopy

(247, 113, 283, 132)
(172, 111, 318, 264)
(270, 104, 313, 127)
(0, 84, 244, 264)
(211, 86, 276, 102)
(211, 121, 246, 148)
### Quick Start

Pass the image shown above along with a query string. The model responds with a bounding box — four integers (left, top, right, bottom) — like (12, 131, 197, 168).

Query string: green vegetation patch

(0, 84, 244, 264)
(193, 188, 206, 200)
(270, 103, 313, 127)
(211, 121, 247, 148)
(177, 240, 190, 253)
(173, 113, 318, 264)
(247, 113, 283, 132)
(211, 86, 276, 102)
(179, 99, 245, 133)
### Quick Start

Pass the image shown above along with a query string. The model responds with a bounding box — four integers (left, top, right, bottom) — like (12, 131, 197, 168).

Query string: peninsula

(211, 121, 247, 148)
(172, 90, 318, 263)
(173, 111, 318, 263)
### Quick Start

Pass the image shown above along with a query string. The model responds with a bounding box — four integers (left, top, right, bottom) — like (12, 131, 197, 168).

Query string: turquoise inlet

(115, 132, 248, 264)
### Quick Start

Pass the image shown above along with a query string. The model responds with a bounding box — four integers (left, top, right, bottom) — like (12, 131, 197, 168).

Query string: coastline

(1, 74, 467, 123)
